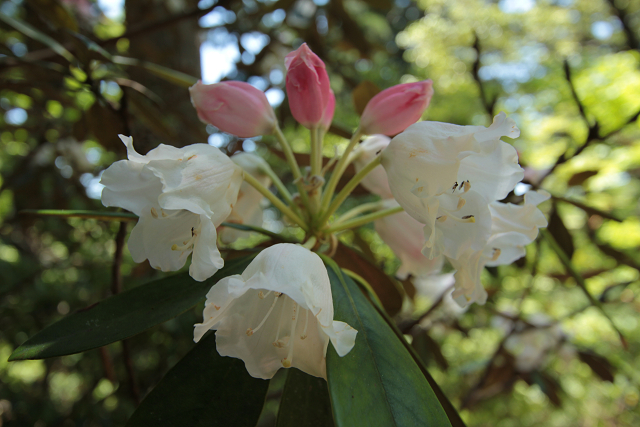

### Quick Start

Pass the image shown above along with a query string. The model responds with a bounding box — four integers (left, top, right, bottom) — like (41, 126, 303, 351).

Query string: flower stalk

(318, 154, 381, 227)
(274, 124, 311, 211)
(324, 205, 404, 233)
(320, 127, 363, 212)
(242, 171, 308, 231)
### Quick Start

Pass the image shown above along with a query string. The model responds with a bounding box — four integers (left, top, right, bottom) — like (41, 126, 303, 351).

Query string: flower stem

(243, 171, 308, 231)
(318, 154, 381, 226)
(320, 127, 363, 211)
(259, 165, 293, 206)
(331, 200, 387, 225)
(324, 205, 403, 233)
(300, 236, 317, 250)
(274, 124, 310, 210)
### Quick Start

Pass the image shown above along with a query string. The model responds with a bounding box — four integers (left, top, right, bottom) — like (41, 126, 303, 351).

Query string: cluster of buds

(100, 43, 548, 379)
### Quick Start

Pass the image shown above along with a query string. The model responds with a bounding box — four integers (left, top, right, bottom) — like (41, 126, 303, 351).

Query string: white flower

(375, 200, 444, 279)
(100, 135, 243, 281)
(352, 135, 394, 199)
(449, 190, 550, 307)
(220, 152, 272, 244)
(193, 244, 357, 379)
(381, 112, 525, 260)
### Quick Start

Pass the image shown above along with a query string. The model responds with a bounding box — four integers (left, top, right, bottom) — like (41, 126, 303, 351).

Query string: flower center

(245, 291, 306, 368)
(171, 222, 200, 253)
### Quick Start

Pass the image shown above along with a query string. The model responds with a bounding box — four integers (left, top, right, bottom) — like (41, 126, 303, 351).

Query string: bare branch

(471, 34, 497, 118)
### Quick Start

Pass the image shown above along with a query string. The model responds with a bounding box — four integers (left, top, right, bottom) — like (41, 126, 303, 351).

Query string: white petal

(449, 250, 488, 307)
(151, 144, 243, 223)
(353, 135, 394, 198)
(100, 160, 162, 216)
(127, 209, 197, 273)
(189, 216, 224, 281)
(458, 139, 524, 202)
(119, 135, 183, 163)
(375, 207, 443, 279)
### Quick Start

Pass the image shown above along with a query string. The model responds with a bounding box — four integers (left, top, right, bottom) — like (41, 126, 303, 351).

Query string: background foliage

(1, 0, 639, 425)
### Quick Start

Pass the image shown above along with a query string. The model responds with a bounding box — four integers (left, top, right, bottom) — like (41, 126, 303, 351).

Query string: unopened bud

(190, 80, 276, 138)
(360, 80, 434, 136)
(285, 43, 332, 128)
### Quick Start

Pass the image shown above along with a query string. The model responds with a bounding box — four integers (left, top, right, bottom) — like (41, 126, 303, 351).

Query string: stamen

(150, 207, 158, 218)
(446, 214, 475, 224)
(171, 241, 193, 251)
(452, 181, 459, 192)
(247, 293, 280, 336)
(281, 302, 299, 368)
(273, 297, 288, 346)
(456, 198, 466, 210)
(301, 309, 309, 340)
(462, 180, 471, 193)
(437, 215, 447, 222)
(258, 290, 271, 299)
(491, 248, 501, 261)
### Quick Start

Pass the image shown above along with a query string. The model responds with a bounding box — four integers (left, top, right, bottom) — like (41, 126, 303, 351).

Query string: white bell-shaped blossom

(193, 244, 357, 379)
(352, 135, 394, 199)
(381, 113, 525, 260)
(220, 152, 272, 244)
(101, 135, 243, 281)
(352, 138, 443, 278)
(449, 190, 550, 307)
(374, 200, 444, 279)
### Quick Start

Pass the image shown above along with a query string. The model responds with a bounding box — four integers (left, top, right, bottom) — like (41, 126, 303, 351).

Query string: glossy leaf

(323, 259, 451, 427)
(9, 256, 253, 361)
(333, 243, 403, 315)
(126, 331, 269, 427)
(276, 368, 335, 427)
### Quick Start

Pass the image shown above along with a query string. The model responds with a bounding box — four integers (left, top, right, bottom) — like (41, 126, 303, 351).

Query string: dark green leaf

(323, 260, 451, 427)
(126, 332, 269, 427)
(276, 368, 335, 427)
(9, 256, 253, 361)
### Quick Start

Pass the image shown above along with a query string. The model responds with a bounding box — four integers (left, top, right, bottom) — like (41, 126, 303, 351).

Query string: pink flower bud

(189, 80, 276, 138)
(360, 80, 434, 136)
(321, 90, 336, 131)
(285, 43, 332, 129)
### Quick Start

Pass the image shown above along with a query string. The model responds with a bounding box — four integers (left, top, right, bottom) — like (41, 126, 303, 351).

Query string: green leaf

(9, 256, 253, 361)
(0, 12, 75, 62)
(112, 56, 198, 88)
(323, 259, 452, 427)
(126, 332, 269, 427)
(19, 209, 137, 222)
(276, 368, 335, 427)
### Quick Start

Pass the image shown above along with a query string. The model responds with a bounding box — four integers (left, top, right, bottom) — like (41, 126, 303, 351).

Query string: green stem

(243, 171, 308, 231)
(541, 229, 627, 349)
(258, 166, 293, 206)
(331, 200, 388, 225)
(320, 127, 363, 211)
(310, 126, 320, 177)
(318, 155, 381, 227)
(300, 236, 317, 250)
(324, 205, 403, 233)
(274, 124, 310, 210)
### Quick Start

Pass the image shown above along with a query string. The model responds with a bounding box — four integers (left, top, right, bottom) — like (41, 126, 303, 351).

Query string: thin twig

(111, 221, 127, 294)
(471, 34, 496, 118)
(109, 221, 141, 404)
(399, 284, 453, 334)
(605, 0, 640, 52)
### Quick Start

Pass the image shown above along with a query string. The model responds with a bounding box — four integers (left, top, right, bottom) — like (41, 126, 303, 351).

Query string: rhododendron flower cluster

(99, 42, 548, 379)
